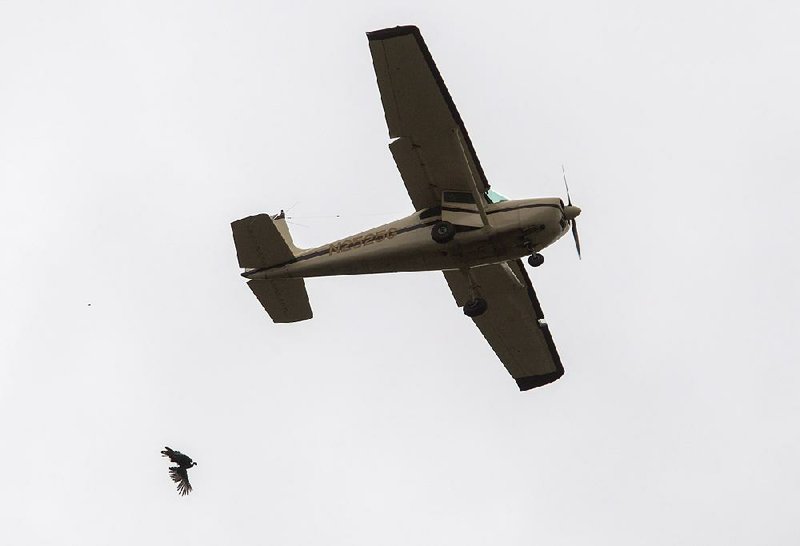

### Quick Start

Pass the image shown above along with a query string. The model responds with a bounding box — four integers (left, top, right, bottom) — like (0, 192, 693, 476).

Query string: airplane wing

(367, 26, 491, 211)
(443, 260, 565, 391)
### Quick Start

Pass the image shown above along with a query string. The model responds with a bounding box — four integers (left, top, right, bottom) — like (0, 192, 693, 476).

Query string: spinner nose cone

(563, 205, 581, 221)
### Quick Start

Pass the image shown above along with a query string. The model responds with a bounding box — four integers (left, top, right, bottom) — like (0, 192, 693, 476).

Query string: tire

(528, 253, 544, 267)
(431, 221, 456, 244)
(463, 297, 488, 317)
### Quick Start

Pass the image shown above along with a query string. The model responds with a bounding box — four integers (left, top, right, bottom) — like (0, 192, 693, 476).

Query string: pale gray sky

(1, 1, 799, 545)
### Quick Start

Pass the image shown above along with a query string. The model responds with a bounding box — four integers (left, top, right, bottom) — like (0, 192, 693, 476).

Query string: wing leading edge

(367, 26, 490, 210)
(443, 261, 565, 391)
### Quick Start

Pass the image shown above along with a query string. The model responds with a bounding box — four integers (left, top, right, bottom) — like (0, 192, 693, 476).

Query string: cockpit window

(486, 189, 509, 203)
(442, 191, 476, 204)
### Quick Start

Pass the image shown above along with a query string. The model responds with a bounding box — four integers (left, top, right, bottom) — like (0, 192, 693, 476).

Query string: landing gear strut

(528, 253, 544, 268)
(431, 221, 456, 244)
(460, 268, 488, 317)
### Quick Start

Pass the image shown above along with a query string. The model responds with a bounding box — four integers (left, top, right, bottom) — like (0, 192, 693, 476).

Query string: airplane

(231, 25, 581, 391)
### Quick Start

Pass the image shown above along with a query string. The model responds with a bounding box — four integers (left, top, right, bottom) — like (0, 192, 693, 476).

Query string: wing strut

(454, 129, 490, 227)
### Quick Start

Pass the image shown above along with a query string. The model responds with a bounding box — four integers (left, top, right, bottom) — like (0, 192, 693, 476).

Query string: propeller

(562, 164, 572, 207)
(571, 217, 581, 259)
(562, 164, 582, 259)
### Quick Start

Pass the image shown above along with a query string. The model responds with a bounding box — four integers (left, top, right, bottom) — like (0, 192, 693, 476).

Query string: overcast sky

(2, 1, 799, 545)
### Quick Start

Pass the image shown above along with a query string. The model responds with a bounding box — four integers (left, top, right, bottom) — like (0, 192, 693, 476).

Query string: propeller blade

(571, 218, 581, 259)
(562, 164, 572, 207)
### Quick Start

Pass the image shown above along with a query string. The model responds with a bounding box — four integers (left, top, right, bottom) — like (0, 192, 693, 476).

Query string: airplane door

(441, 190, 484, 228)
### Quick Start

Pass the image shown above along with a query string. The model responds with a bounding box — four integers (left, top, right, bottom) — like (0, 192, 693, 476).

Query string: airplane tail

(231, 211, 303, 269)
(231, 212, 313, 323)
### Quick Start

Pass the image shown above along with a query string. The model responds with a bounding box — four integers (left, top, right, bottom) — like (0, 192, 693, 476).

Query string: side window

(442, 191, 476, 204)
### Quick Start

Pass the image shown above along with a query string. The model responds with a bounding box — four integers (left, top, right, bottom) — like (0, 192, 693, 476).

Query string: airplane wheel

(431, 221, 456, 244)
(528, 253, 544, 267)
(463, 297, 488, 317)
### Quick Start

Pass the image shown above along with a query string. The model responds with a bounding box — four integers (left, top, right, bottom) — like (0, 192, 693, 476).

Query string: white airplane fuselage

(243, 197, 572, 281)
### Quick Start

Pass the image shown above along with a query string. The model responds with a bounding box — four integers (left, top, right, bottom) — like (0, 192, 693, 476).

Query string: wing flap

(389, 137, 437, 211)
(443, 261, 564, 390)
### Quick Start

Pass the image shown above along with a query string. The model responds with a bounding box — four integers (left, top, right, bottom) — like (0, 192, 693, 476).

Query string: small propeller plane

(232, 26, 581, 391)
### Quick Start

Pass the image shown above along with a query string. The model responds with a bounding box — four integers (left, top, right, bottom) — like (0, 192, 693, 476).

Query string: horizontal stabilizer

(248, 279, 313, 323)
(231, 214, 295, 269)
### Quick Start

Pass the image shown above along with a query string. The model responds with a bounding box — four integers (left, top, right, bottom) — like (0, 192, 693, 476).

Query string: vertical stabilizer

(271, 211, 304, 256)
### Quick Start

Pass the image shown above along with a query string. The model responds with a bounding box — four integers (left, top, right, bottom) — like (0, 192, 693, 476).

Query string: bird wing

(169, 466, 193, 496)
(162, 447, 193, 467)
(161, 447, 177, 462)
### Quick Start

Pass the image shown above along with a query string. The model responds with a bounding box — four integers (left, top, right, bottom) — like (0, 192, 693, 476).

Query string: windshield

(486, 189, 509, 203)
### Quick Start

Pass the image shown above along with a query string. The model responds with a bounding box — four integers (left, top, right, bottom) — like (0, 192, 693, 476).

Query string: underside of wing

(169, 466, 192, 496)
(443, 261, 564, 391)
(367, 26, 490, 210)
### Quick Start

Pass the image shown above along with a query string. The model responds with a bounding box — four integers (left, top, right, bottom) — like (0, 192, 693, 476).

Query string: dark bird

(161, 446, 197, 496)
